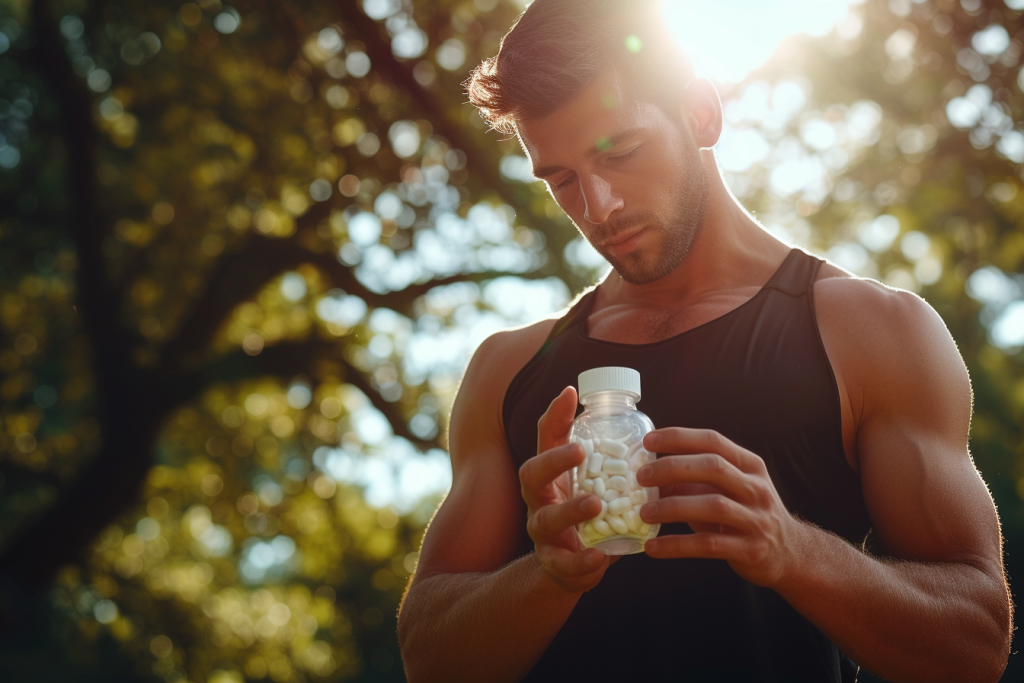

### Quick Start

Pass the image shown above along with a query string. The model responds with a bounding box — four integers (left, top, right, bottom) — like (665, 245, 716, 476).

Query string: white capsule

(625, 438, 644, 459)
(639, 522, 651, 536)
(623, 509, 642, 534)
(603, 459, 628, 476)
(597, 499, 608, 521)
(592, 477, 606, 498)
(597, 439, 628, 458)
(608, 515, 628, 535)
(580, 438, 594, 458)
(626, 470, 637, 489)
(582, 478, 595, 493)
(594, 519, 613, 536)
(607, 475, 627, 492)
(630, 489, 647, 505)
(629, 448, 650, 472)
(586, 453, 604, 478)
(608, 497, 632, 516)
(603, 488, 619, 502)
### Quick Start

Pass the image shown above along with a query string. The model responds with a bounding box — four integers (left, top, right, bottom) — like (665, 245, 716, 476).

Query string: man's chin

(609, 256, 672, 286)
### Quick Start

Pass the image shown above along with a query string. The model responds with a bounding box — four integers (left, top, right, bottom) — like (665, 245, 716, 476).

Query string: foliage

(1, 0, 1024, 681)
(0, 0, 576, 680)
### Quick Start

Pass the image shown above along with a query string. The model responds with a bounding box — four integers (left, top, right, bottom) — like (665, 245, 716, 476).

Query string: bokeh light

(5, 0, 1024, 681)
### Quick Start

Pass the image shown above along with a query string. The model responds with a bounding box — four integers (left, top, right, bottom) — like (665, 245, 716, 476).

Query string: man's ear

(681, 77, 723, 149)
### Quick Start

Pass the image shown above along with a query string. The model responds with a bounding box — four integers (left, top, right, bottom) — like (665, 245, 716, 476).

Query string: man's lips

(602, 226, 645, 249)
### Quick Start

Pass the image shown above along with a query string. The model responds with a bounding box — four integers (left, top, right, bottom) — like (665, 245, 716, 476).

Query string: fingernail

(637, 465, 652, 482)
(640, 502, 656, 519)
(578, 496, 592, 511)
(645, 432, 660, 448)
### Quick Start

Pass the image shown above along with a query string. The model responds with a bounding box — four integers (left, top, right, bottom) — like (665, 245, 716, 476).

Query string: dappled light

(4, 0, 1024, 681)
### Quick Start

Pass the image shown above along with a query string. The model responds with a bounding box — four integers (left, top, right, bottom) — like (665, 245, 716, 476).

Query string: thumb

(537, 385, 579, 455)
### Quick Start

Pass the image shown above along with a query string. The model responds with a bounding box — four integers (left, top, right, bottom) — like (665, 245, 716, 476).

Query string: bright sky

(661, 0, 861, 83)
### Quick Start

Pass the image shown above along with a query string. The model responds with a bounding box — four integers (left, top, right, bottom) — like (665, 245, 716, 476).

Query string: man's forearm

(398, 552, 580, 683)
(776, 522, 1011, 683)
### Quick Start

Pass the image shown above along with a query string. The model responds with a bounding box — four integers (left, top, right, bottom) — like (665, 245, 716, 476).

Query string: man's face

(517, 70, 708, 285)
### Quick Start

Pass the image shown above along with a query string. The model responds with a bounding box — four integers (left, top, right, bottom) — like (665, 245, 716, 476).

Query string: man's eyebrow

(531, 128, 642, 178)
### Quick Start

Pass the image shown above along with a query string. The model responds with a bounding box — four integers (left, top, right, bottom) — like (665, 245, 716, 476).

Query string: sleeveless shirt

(501, 247, 872, 682)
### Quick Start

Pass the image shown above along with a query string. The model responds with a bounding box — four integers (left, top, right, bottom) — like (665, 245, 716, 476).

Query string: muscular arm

(777, 281, 1011, 681)
(637, 278, 1011, 682)
(397, 327, 591, 683)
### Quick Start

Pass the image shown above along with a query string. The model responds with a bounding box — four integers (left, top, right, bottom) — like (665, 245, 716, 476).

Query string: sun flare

(661, 0, 859, 83)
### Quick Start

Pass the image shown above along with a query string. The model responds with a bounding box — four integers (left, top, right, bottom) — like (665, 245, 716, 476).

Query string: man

(397, 1, 1012, 681)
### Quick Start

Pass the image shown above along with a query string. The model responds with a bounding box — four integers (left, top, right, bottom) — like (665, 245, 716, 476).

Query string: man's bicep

(859, 420, 999, 566)
(414, 334, 528, 580)
(856, 292, 1000, 570)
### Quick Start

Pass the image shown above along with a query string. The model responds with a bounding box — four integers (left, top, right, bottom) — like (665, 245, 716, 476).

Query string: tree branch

(23, 0, 137, 383)
(163, 337, 436, 451)
(160, 208, 558, 374)
(157, 201, 337, 369)
(342, 5, 585, 287)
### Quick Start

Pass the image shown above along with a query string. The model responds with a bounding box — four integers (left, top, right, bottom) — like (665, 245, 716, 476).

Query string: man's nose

(580, 174, 624, 224)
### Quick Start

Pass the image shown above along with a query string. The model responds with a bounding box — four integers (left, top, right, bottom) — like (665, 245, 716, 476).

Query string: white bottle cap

(577, 366, 641, 403)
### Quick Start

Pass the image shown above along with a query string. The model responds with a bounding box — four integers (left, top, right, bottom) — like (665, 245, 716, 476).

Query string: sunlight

(662, 0, 861, 83)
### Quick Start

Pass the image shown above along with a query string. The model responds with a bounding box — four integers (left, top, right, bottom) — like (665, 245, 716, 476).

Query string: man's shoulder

(812, 262, 944, 344)
(477, 316, 560, 362)
(450, 312, 567, 442)
(811, 260, 968, 403)
(457, 311, 566, 408)
(472, 316, 560, 378)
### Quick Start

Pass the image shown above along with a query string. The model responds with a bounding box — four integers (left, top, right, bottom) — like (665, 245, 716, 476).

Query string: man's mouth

(602, 226, 646, 255)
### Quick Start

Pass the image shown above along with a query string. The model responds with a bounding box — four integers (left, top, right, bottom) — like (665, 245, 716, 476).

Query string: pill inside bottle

(571, 366, 660, 555)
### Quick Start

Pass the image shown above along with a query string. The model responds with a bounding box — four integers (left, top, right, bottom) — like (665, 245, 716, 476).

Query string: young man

(397, 1, 1012, 681)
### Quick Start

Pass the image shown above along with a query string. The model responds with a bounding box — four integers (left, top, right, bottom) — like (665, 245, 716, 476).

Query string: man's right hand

(519, 385, 619, 593)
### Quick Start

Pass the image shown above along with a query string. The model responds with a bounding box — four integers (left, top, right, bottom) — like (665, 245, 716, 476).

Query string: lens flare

(662, 0, 858, 83)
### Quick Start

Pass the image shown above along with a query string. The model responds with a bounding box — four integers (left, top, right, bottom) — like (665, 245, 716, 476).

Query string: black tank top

(502, 247, 872, 682)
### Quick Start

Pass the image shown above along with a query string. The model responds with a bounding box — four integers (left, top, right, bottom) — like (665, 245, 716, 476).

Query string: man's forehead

(517, 72, 650, 168)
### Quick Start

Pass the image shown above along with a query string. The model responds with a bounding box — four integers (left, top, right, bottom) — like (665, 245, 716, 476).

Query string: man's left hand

(637, 427, 808, 588)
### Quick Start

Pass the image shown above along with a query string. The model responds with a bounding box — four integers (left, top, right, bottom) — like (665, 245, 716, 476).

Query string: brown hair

(465, 0, 696, 135)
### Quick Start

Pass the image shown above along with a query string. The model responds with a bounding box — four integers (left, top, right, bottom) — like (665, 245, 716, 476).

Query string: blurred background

(1, 0, 1023, 680)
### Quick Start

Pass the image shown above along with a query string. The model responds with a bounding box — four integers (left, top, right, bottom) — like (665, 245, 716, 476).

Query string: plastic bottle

(571, 366, 660, 555)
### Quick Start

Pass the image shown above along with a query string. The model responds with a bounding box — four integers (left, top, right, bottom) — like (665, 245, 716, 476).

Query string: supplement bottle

(571, 366, 660, 555)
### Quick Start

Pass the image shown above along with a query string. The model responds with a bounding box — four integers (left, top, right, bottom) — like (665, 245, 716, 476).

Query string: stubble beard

(586, 145, 709, 286)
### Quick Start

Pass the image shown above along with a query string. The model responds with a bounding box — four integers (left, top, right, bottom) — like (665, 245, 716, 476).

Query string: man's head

(466, 0, 719, 285)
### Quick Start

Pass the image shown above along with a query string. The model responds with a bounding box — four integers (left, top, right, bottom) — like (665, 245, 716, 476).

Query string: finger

(520, 442, 585, 509)
(637, 453, 757, 502)
(528, 494, 603, 542)
(644, 532, 749, 560)
(639, 494, 759, 532)
(665, 482, 721, 497)
(537, 386, 579, 455)
(539, 544, 608, 578)
(644, 428, 765, 475)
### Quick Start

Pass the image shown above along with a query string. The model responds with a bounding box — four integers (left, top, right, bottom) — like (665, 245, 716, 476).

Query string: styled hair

(465, 0, 696, 135)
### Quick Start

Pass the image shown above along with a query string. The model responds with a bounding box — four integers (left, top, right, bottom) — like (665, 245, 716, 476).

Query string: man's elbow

(981, 595, 1012, 683)
(962, 577, 1012, 683)
(397, 577, 433, 683)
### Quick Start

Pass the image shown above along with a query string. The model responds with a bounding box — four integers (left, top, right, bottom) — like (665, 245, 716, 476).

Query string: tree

(0, 0, 582, 679)
(2, 0, 1024, 680)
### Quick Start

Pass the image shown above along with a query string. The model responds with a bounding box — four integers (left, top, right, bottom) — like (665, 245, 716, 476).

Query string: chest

(584, 288, 763, 344)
